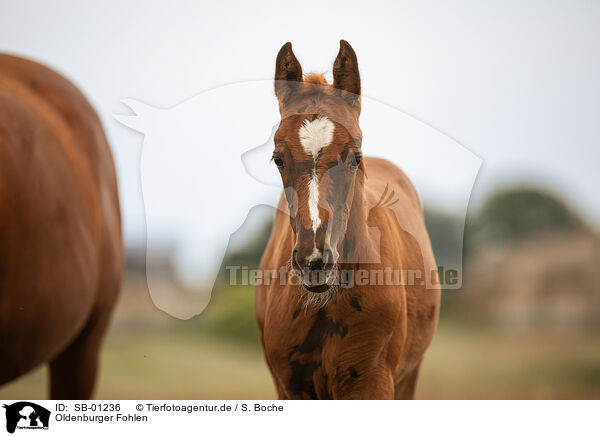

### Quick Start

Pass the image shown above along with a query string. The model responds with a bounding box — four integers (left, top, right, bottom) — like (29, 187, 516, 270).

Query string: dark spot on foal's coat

(350, 297, 362, 312)
(287, 309, 348, 398)
(292, 308, 301, 320)
(293, 310, 348, 355)
(297, 104, 308, 113)
(427, 305, 437, 321)
(288, 360, 320, 399)
(348, 366, 359, 378)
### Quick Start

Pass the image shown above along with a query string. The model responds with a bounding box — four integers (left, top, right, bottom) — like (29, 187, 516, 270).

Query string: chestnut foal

(256, 41, 440, 399)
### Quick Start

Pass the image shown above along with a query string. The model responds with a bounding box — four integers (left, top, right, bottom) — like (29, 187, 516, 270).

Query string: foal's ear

(275, 42, 303, 105)
(333, 40, 361, 107)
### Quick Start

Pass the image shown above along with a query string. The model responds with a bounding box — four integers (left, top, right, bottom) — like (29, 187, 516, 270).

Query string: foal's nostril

(293, 245, 333, 273)
(307, 256, 324, 271)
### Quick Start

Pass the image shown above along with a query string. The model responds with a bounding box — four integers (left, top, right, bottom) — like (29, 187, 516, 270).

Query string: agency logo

(3, 402, 50, 434)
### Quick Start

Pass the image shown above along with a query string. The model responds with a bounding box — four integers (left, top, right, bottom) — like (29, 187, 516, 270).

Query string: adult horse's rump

(0, 54, 122, 399)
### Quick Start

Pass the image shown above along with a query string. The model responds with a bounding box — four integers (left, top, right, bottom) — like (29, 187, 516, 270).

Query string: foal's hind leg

(49, 300, 115, 400)
(394, 362, 423, 400)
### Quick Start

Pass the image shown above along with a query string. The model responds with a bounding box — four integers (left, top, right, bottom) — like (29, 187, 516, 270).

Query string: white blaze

(307, 246, 321, 262)
(307, 174, 321, 232)
(298, 117, 335, 233)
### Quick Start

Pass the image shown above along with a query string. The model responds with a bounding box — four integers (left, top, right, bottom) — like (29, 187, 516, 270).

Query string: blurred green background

(1, 185, 599, 399)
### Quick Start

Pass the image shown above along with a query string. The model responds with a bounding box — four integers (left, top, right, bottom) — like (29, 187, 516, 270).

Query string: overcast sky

(2, 0, 599, 249)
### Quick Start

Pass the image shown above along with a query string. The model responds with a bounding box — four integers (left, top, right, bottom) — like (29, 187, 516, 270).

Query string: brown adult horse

(256, 41, 441, 399)
(0, 54, 122, 399)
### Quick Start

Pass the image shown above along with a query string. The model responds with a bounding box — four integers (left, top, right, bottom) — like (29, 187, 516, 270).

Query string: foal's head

(273, 40, 364, 293)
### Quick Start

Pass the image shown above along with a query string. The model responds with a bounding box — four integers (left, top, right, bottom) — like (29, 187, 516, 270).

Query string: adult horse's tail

(0, 54, 123, 399)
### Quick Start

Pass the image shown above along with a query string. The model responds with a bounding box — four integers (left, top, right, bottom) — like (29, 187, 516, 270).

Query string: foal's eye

(349, 152, 362, 170)
(272, 154, 284, 169)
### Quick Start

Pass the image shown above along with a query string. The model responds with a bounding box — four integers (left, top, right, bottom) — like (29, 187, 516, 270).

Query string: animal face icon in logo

(3, 402, 50, 434)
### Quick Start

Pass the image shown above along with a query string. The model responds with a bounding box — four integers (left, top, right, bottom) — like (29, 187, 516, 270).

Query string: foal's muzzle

(292, 246, 338, 293)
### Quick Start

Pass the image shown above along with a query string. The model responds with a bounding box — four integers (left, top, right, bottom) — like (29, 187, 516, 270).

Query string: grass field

(1, 277, 599, 400)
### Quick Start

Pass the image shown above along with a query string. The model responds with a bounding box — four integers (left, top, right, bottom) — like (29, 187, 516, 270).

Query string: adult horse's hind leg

(49, 218, 122, 400)
(394, 361, 423, 400)
(49, 297, 116, 399)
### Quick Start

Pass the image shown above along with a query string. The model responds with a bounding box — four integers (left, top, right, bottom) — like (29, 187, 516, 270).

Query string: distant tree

(467, 187, 584, 252)
(423, 207, 464, 271)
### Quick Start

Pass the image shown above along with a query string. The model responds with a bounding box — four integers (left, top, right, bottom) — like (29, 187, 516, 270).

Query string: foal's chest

(264, 306, 351, 399)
